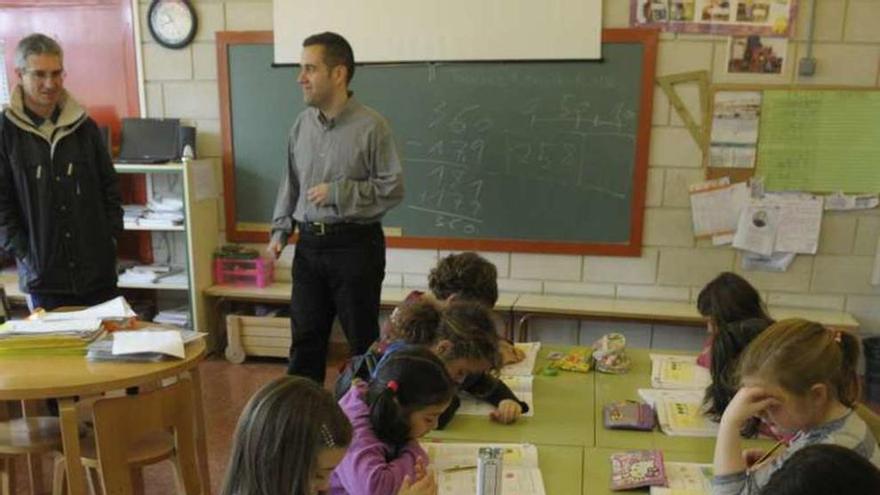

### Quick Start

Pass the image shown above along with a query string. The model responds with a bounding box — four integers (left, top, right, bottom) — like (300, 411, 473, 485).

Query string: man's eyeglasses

(23, 69, 66, 81)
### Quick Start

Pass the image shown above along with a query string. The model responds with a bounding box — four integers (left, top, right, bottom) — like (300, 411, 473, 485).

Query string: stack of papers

(118, 265, 185, 285)
(650, 354, 711, 390)
(86, 328, 206, 362)
(0, 318, 104, 355)
(122, 198, 185, 228)
(650, 463, 713, 495)
(0, 296, 138, 355)
(638, 389, 718, 437)
(153, 306, 191, 328)
(424, 442, 546, 495)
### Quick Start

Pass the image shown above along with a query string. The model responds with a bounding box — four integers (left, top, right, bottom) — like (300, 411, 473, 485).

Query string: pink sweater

(329, 383, 428, 495)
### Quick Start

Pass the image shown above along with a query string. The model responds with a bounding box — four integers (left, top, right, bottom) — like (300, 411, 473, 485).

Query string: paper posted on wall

(689, 179, 750, 237)
(825, 192, 879, 211)
(732, 195, 823, 256)
(741, 251, 796, 273)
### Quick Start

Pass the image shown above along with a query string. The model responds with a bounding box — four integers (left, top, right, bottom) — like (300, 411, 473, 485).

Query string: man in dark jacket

(0, 33, 123, 310)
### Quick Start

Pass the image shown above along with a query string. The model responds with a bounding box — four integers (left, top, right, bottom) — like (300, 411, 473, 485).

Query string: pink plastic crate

(213, 257, 274, 287)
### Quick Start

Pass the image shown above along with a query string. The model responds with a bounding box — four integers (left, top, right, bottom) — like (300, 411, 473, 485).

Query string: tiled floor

(10, 351, 345, 495)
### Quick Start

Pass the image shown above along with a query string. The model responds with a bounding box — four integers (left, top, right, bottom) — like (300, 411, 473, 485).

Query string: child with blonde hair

(713, 319, 880, 494)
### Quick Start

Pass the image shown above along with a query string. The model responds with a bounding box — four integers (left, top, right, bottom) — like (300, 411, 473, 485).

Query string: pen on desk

(442, 465, 477, 473)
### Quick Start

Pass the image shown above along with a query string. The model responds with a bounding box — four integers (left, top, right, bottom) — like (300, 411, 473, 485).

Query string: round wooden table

(0, 339, 209, 495)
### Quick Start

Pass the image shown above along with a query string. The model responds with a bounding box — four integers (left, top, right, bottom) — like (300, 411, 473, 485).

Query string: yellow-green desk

(595, 348, 773, 455)
(582, 447, 712, 495)
(428, 345, 595, 448)
(537, 445, 584, 494)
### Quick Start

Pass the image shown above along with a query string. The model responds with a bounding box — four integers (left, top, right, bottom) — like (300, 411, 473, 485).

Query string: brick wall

(138, 0, 880, 345)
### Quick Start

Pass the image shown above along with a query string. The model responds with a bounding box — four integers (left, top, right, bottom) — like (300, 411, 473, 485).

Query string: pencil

(750, 439, 785, 470)
(442, 465, 477, 473)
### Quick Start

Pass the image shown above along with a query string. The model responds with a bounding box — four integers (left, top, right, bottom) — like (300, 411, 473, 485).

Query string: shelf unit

(115, 160, 218, 334)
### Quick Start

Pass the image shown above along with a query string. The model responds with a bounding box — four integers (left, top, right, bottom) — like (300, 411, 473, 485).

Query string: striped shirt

(712, 409, 880, 495)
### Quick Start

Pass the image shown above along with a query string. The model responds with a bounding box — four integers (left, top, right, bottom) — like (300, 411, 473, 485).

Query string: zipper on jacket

(36, 165, 41, 180)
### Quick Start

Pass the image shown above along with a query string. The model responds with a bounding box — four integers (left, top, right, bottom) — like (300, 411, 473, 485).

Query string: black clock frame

(147, 0, 198, 49)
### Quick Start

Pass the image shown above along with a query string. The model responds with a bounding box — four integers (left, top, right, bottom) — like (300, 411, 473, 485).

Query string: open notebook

(424, 442, 546, 495)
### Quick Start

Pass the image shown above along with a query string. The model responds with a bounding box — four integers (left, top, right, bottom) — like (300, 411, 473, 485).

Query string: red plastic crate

(213, 257, 274, 287)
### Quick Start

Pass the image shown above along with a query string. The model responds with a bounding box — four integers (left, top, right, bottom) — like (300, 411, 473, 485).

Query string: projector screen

(273, 0, 602, 64)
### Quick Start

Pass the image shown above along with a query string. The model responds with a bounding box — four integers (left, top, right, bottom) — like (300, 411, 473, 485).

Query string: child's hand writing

(398, 467, 437, 495)
(490, 399, 523, 424)
(721, 386, 780, 430)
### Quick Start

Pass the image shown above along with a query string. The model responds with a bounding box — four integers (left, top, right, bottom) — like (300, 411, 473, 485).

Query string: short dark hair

(366, 348, 454, 455)
(428, 252, 498, 307)
(760, 444, 880, 495)
(391, 300, 500, 368)
(303, 32, 355, 84)
(221, 376, 352, 495)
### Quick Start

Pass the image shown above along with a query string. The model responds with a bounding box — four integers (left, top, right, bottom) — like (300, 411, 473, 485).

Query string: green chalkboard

(220, 30, 656, 255)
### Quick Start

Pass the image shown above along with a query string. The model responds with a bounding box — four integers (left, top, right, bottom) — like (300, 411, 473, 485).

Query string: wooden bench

(512, 293, 860, 341)
(205, 283, 860, 363)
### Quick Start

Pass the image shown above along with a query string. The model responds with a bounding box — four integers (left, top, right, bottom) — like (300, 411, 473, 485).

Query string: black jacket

(0, 86, 122, 295)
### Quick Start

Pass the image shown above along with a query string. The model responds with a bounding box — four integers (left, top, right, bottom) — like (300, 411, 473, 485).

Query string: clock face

(149, 0, 197, 49)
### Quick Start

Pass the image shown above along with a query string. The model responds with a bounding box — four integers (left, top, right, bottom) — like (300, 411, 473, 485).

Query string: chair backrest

(92, 378, 201, 495)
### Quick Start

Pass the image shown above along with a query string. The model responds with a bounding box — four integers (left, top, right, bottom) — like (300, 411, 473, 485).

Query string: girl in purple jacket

(330, 347, 455, 495)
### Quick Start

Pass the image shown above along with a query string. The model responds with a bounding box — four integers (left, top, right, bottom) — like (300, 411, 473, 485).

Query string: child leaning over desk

(330, 347, 455, 495)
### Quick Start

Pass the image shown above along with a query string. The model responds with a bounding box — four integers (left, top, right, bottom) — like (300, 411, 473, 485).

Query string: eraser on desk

(541, 367, 558, 376)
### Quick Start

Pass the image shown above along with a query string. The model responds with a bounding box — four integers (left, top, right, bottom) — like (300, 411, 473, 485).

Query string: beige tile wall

(138, 0, 880, 344)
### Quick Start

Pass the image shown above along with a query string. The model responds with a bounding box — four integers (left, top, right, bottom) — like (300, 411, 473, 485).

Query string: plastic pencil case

(213, 257, 274, 287)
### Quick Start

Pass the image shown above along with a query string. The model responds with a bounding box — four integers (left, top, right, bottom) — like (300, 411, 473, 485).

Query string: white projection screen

(273, 0, 602, 64)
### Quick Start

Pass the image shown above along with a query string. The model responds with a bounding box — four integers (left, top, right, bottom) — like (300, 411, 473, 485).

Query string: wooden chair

(0, 407, 66, 495)
(89, 378, 201, 495)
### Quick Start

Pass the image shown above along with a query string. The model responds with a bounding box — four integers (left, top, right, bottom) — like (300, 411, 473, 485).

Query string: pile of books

(0, 297, 136, 355)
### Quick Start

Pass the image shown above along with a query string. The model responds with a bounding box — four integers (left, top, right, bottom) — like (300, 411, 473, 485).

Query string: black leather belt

(297, 221, 377, 236)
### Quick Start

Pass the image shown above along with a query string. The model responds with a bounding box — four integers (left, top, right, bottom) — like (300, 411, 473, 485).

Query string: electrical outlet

(798, 57, 817, 76)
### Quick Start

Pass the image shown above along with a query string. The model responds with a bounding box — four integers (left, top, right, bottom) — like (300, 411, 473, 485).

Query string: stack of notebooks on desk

(633, 354, 718, 437)
(0, 318, 104, 355)
(0, 297, 137, 355)
(638, 389, 718, 437)
(86, 328, 205, 362)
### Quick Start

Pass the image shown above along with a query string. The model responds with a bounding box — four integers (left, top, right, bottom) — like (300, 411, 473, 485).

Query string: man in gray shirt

(267, 32, 404, 383)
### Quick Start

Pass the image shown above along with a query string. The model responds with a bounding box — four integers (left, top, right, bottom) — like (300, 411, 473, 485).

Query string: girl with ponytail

(330, 347, 455, 495)
(712, 319, 880, 495)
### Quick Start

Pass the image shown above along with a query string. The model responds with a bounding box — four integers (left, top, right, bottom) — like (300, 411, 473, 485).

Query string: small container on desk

(213, 257, 274, 287)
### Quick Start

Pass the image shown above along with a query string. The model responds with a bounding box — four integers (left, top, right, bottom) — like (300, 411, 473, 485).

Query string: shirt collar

(315, 92, 358, 129)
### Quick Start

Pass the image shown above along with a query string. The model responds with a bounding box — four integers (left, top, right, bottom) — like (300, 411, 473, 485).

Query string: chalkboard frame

(217, 29, 658, 255)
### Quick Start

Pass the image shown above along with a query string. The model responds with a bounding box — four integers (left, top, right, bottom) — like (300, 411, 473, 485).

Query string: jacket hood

(4, 85, 87, 141)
